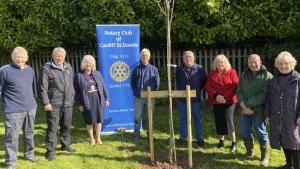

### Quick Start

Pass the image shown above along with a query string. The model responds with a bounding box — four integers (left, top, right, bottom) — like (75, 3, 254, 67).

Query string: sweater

(0, 63, 37, 113)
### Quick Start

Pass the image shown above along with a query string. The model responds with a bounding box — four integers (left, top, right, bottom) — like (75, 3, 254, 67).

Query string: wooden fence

(2, 48, 252, 96)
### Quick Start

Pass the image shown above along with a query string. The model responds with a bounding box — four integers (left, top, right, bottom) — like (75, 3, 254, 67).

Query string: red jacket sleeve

(223, 69, 239, 100)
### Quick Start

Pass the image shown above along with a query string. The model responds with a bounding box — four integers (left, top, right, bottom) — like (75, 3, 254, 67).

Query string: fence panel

(0, 48, 250, 96)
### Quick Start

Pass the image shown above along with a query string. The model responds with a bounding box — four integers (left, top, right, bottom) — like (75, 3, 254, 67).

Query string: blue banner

(96, 25, 140, 134)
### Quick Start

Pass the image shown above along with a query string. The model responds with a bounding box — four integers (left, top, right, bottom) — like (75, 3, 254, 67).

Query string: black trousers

(46, 106, 73, 155)
(213, 104, 235, 135)
(283, 148, 300, 169)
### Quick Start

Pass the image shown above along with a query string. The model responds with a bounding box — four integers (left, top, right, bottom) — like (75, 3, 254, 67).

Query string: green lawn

(0, 103, 284, 169)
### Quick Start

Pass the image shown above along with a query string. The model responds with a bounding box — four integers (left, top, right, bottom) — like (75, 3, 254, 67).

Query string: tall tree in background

(156, 0, 176, 163)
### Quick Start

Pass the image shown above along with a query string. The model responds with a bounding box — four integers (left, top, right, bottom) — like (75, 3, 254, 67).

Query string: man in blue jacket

(176, 51, 207, 146)
(0, 47, 39, 169)
(130, 48, 160, 139)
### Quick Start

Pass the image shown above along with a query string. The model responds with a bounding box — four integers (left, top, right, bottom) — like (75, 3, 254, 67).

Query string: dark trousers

(46, 106, 73, 155)
(283, 148, 300, 169)
(4, 108, 36, 166)
(213, 104, 235, 135)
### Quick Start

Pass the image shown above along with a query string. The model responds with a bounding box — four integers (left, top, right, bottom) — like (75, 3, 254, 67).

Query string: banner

(96, 25, 140, 134)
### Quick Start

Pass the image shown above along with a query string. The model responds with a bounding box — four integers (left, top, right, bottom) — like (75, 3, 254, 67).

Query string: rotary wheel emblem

(109, 61, 131, 82)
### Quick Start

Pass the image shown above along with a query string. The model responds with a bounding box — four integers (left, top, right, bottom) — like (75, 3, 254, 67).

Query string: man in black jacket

(39, 47, 75, 161)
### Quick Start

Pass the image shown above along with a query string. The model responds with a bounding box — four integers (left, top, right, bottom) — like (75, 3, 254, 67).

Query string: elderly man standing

(176, 51, 207, 146)
(237, 54, 273, 167)
(0, 47, 39, 169)
(130, 48, 160, 139)
(39, 47, 75, 161)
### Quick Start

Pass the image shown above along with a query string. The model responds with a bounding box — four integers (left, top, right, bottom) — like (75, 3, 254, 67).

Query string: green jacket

(236, 65, 273, 116)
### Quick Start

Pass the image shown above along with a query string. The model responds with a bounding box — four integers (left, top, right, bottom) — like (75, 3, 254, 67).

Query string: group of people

(0, 47, 110, 169)
(0, 46, 299, 169)
(134, 49, 300, 169)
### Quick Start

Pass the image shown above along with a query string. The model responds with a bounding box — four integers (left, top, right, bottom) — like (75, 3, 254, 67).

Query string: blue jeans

(240, 113, 269, 143)
(4, 108, 36, 166)
(134, 98, 155, 137)
(178, 100, 203, 141)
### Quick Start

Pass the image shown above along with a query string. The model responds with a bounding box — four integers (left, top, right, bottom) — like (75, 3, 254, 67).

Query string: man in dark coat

(39, 47, 75, 161)
(176, 51, 207, 146)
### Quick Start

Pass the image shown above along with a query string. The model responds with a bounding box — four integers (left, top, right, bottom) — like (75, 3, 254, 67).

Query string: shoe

(25, 157, 39, 163)
(217, 140, 224, 148)
(230, 142, 237, 153)
(6, 165, 17, 169)
(61, 147, 76, 153)
(46, 154, 55, 161)
(197, 139, 205, 147)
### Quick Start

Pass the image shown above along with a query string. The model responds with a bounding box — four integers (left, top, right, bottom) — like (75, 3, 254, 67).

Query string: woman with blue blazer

(74, 55, 109, 145)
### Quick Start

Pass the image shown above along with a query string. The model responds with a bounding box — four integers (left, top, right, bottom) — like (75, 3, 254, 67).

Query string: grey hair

(183, 51, 195, 58)
(11, 47, 29, 61)
(140, 48, 151, 57)
(275, 51, 297, 70)
(52, 47, 66, 58)
(212, 54, 231, 71)
(80, 55, 96, 71)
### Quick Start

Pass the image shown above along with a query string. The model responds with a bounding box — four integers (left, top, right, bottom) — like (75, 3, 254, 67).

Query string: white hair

(11, 47, 28, 61)
(52, 47, 66, 58)
(275, 51, 297, 70)
(80, 55, 96, 70)
(140, 48, 151, 57)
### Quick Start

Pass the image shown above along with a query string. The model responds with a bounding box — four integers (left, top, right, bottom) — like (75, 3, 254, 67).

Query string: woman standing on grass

(74, 55, 110, 145)
(265, 51, 300, 169)
(205, 54, 239, 152)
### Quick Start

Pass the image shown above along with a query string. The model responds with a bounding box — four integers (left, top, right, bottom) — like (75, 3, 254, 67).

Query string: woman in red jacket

(205, 54, 239, 152)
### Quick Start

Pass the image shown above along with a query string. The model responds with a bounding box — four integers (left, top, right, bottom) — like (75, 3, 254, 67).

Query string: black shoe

(217, 140, 224, 148)
(46, 151, 56, 161)
(197, 139, 205, 147)
(61, 147, 76, 153)
(230, 142, 237, 153)
(25, 157, 39, 163)
(46, 154, 55, 161)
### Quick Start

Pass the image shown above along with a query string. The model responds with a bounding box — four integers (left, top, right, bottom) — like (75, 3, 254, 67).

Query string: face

(84, 59, 94, 72)
(140, 52, 150, 65)
(183, 52, 195, 67)
(53, 51, 65, 65)
(13, 52, 27, 69)
(248, 55, 262, 72)
(277, 61, 293, 74)
(216, 59, 225, 72)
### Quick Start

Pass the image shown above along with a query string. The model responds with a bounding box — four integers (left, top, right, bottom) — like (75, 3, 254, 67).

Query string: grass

(0, 103, 285, 169)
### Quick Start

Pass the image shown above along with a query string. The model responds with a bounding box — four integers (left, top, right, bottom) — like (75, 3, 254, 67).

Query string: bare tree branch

(156, 0, 167, 16)
(170, 0, 175, 25)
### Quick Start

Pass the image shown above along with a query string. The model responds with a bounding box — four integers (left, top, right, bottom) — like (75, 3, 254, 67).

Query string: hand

(105, 100, 110, 106)
(216, 95, 226, 104)
(79, 105, 84, 112)
(265, 117, 270, 126)
(44, 103, 52, 112)
(244, 108, 254, 115)
(296, 117, 300, 126)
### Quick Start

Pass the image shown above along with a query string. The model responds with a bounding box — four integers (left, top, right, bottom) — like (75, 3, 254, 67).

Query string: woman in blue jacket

(75, 55, 110, 145)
